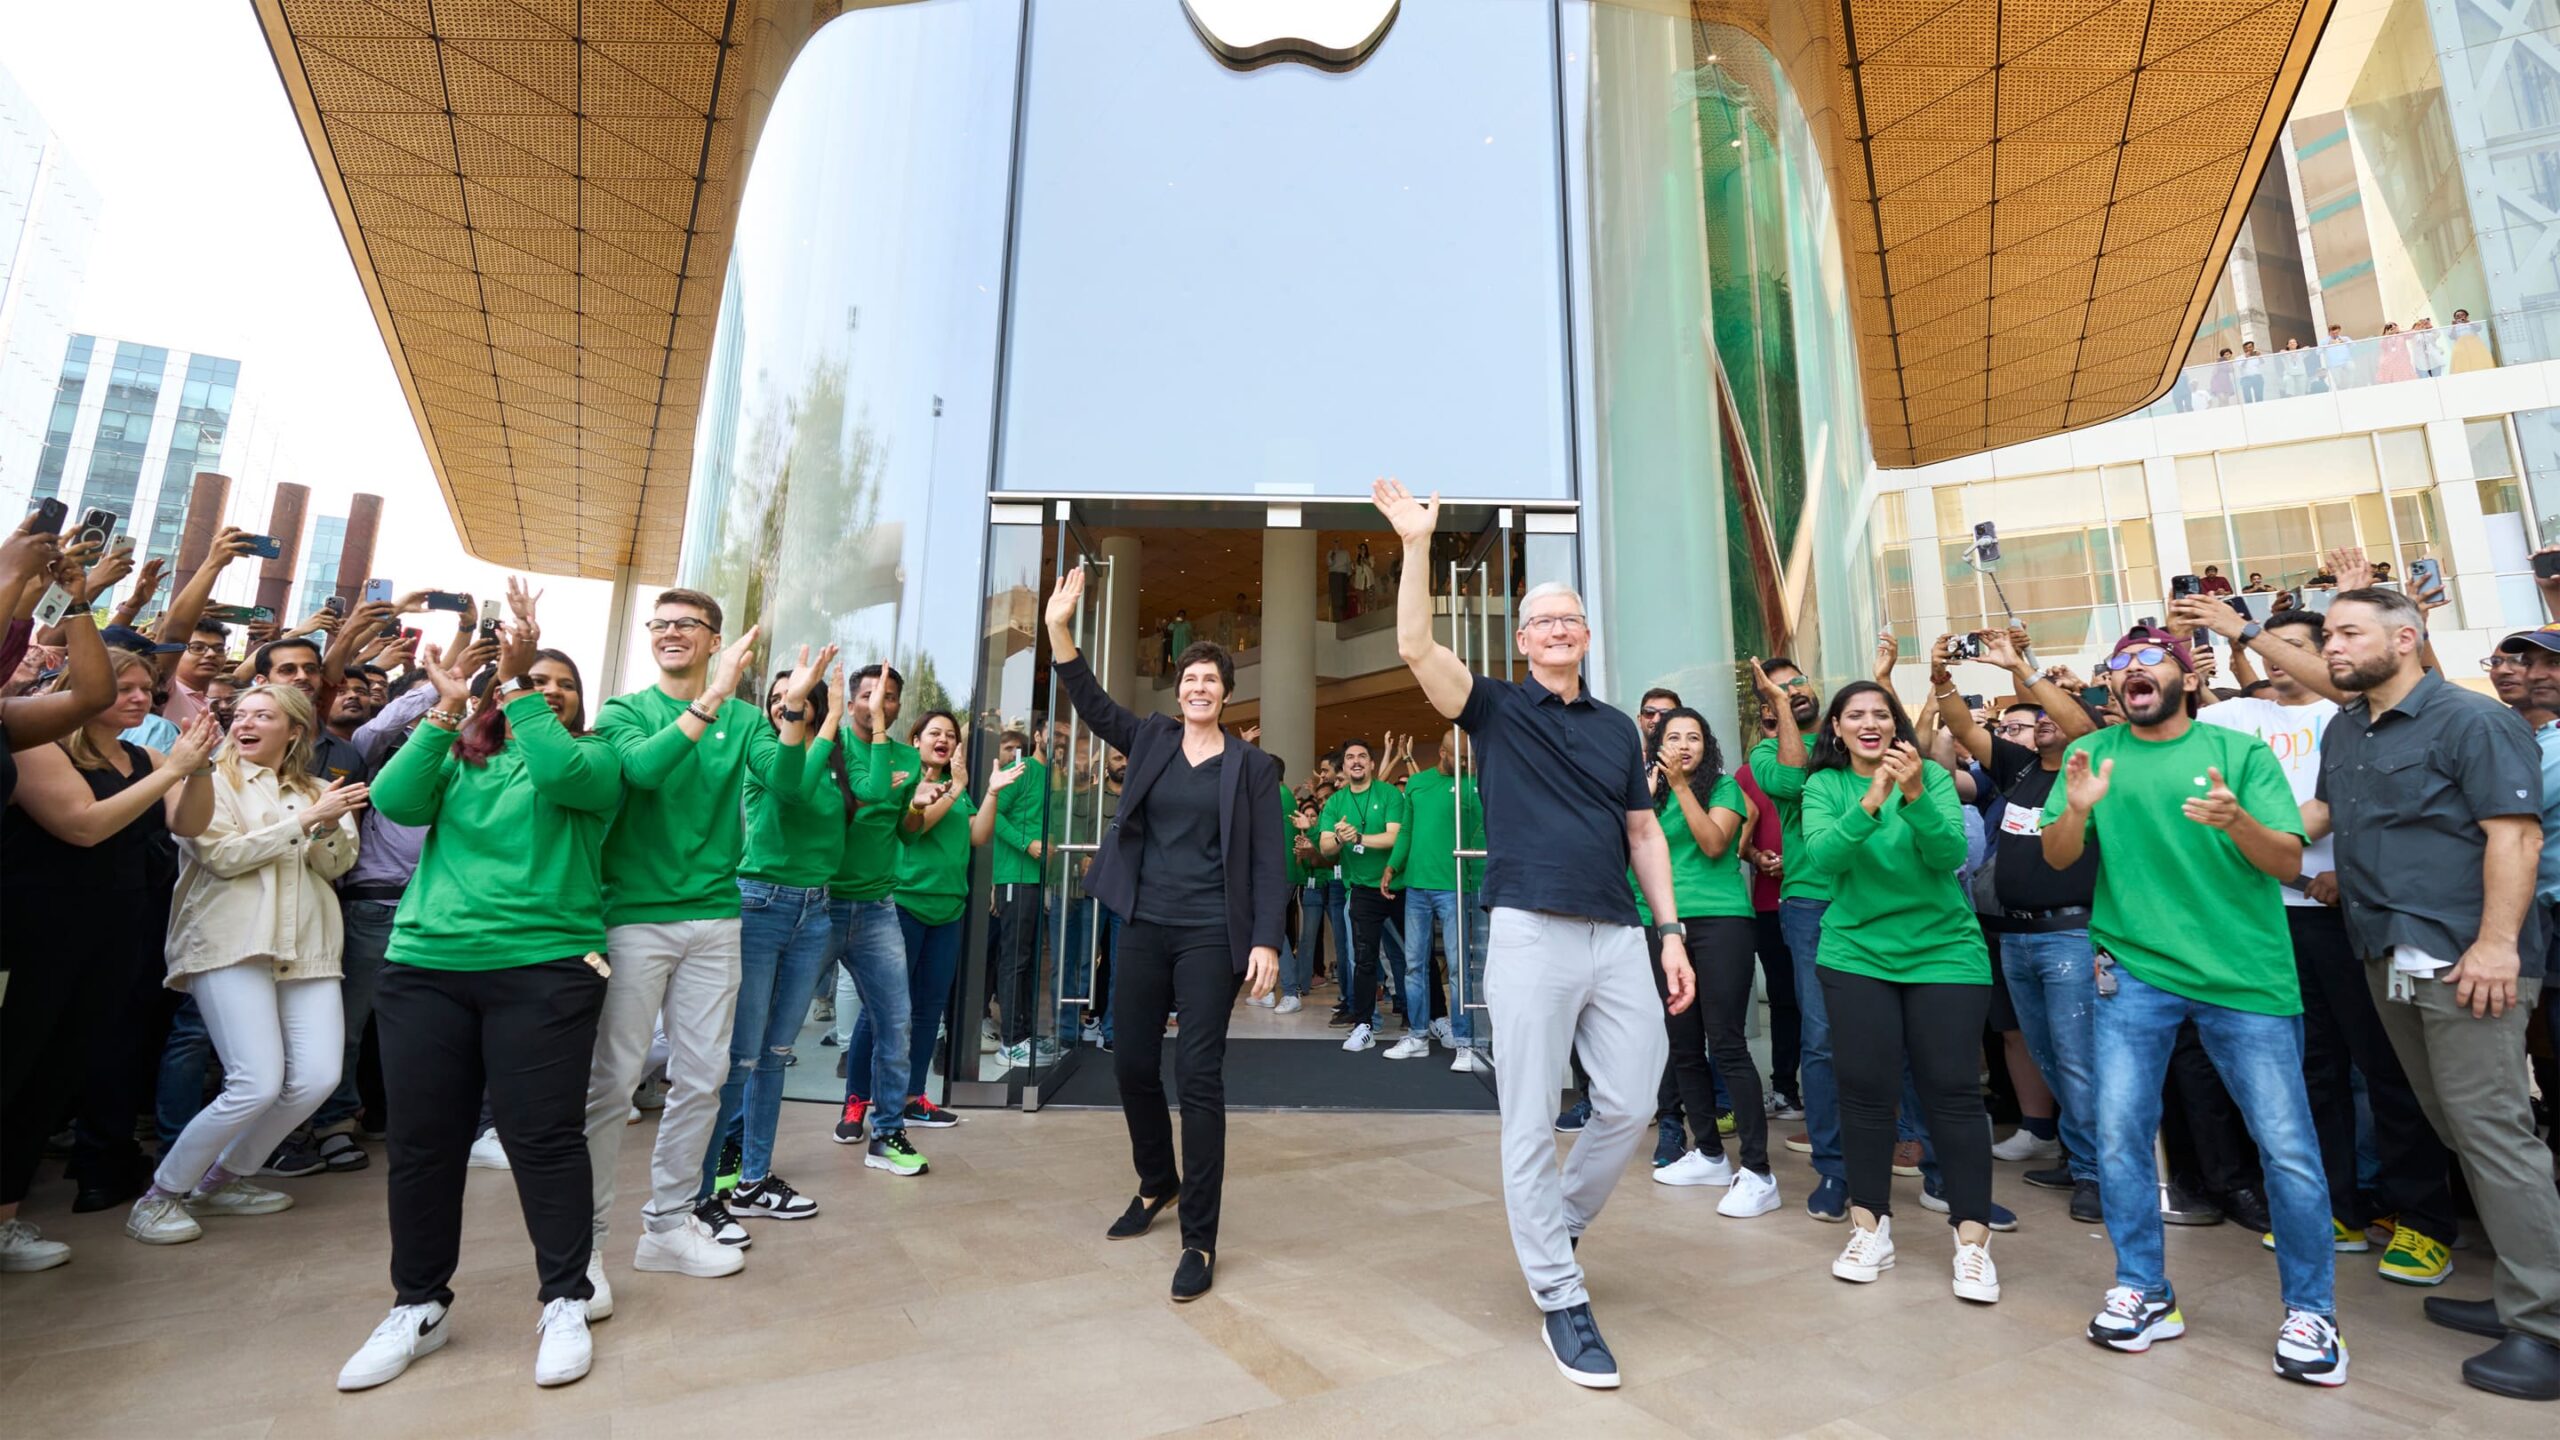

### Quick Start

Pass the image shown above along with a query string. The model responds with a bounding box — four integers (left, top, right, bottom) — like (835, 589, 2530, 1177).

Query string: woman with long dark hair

(340, 584, 624, 1391)
(1798, 681, 1998, 1304)
(1641, 707, 1777, 1217)
(1044, 564, 1285, 1302)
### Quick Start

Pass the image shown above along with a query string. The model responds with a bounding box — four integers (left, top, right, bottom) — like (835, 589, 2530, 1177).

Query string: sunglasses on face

(1640, 706, 1674, 720)
(2102, 647, 2171, 671)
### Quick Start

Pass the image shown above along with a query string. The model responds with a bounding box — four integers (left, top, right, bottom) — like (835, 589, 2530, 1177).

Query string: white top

(1327, 547, 1352, 574)
(164, 759, 358, 988)
(2197, 694, 2338, 905)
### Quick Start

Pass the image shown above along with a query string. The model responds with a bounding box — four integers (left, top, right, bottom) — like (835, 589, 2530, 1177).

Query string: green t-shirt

(1321, 781, 1408, 890)
(830, 734, 923, 902)
(371, 692, 625, 970)
(1655, 773, 1753, 919)
(1747, 735, 1830, 902)
(741, 736, 846, 888)
(2039, 723, 2305, 1015)
(894, 783, 977, 926)
(989, 754, 1048, 886)
(1386, 768, 1484, 893)
(594, 687, 804, 927)
(1797, 763, 1989, 985)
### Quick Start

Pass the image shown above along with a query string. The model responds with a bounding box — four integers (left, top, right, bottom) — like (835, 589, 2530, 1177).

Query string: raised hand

(1370, 476, 1439, 546)
(83, 541, 137, 598)
(167, 712, 221, 773)
(420, 651, 471, 709)
(0, 512, 61, 589)
(2169, 594, 2244, 640)
(493, 619, 540, 685)
(1980, 626, 2026, 674)
(1238, 723, 1261, 745)
(2063, 749, 2112, 812)
(210, 526, 256, 566)
(1044, 565, 1087, 630)
(780, 642, 838, 707)
(304, 777, 372, 829)
(988, 757, 1026, 793)
(2326, 544, 2371, 590)
(1746, 656, 1785, 703)
(505, 575, 543, 633)
(707, 623, 762, 703)
(2181, 765, 2241, 830)
(1870, 629, 1899, 686)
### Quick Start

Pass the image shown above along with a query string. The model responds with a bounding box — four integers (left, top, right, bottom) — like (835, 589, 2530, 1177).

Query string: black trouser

(2288, 906, 2455, 1235)
(994, 884, 1043, 1046)
(2162, 1019, 2264, 1198)
(1112, 920, 1240, 1254)
(1654, 918, 1769, 1173)
(377, 957, 606, 1308)
(1346, 887, 1396, 1028)
(1821, 967, 1993, 1225)
(1328, 572, 1349, 618)
(1754, 908, 1802, 1099)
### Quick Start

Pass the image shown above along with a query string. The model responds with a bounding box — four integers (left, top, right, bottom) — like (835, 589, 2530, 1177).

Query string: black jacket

(1054, 657, 1287, 974)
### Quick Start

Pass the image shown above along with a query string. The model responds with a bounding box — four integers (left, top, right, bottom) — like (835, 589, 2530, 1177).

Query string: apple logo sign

(1181, 0, 1400, 71)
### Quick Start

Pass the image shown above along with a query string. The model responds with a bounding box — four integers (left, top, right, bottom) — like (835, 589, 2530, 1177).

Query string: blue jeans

(156, 996, 213, 1146)
(895, 906, 965, 1095)
(1060, 895, 1098, 1035)
(2000, 929, 2100, 1182)
(313, 897, 398, 1131)
(833, 898, 911, 1135)
(700, 880, 835, 1194)
(1781, 897, 1842, 1182)
(1402, 888, 1476, 1042)
(2094, 967, 2333, 1316)
(1285, 883, 1326, 997)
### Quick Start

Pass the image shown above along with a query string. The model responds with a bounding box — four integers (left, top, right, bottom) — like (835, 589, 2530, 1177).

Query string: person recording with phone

(1044, 562, 1285, 1304)
(340, 599, 623, 1392)
(874, 709, 1015, 1130)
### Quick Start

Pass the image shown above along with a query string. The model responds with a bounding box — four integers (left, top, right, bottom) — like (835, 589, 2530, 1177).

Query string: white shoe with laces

(0, 1218, 70, 1272)
(633, 1215, 745, 1277)
(1450, 1048, 1480, 1073)
(1276, 994, 1303, 1014)
(1952, 1237, 2000, 1302)
(1717, 1168, 1781, 1218)
(1383, 1034, 1432, 1060)
(2273, 1308, 2348, 1387)
(1831, 1216, 1895, 1283)
(534, 1296, 592, 1386)
(584, 1251, 614, 1320)
(1429, 1016, 1454, 1044)
(1990, 1129, 2061, 1163)
(184, 1177, 294, 1216)
(468, 1131, 511, 1170)
(125, 1192, 202, 1245)
(1652, 1149, 1737, 1188)
(1342, 1023, 1376, 1053)
(1245, 992, 1276, 1009)
(338, 1301, 449, 1390)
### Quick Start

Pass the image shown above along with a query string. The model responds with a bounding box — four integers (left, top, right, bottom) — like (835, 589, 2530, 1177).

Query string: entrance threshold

(1038, 1037, 1497, 1113)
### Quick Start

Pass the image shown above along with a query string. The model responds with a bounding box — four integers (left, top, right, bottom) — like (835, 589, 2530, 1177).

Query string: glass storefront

(679, 0, 1885, 1107)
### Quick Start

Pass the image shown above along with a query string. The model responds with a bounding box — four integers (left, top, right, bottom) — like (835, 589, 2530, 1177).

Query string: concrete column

(1260, 527, 1317, 780)
(172, 471, 232, 597)
(253, 483, 308, 620)
(1097, 535, 1141, 711)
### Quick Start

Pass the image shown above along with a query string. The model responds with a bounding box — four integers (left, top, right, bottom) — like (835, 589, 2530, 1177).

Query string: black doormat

(1039, 1037, 1499, 1112)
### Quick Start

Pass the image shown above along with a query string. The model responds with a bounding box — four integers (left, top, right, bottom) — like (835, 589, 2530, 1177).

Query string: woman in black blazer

(1045, 565, 1284, 1301)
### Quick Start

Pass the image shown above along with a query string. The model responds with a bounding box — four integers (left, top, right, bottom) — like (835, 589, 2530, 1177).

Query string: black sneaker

(2160, 1181, 2223, 1226)
(2021, 1165, 2073, 1192)
(901, 1097, 963, 1129)
(714, 1138, 743, 1193)
(1172, 1248, 1214, 1302)
(258, 1136, 326, 1178)
(2069, 1178, 2105, 1224)
(864, 1130, 927, 1177)
(1326, 1013, 1356, 1029)
(832, 1096, 868, 1145)
(2222, 1185, 2273, 1236)
(1540, 1303, 1619, 1388)
(731, 1174, 818, 1220)
(692, 1197, 751, 1248)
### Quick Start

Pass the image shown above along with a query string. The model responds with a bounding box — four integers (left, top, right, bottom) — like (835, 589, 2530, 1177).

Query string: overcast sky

(0, 1, 624, 683)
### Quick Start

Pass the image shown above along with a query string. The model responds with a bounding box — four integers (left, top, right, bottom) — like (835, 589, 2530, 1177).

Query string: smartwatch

(2237, 621, 2264, 643)
(1650, 921, 1688, 942)
(776, 705, 807, 723)
(498, 676, 540, 702)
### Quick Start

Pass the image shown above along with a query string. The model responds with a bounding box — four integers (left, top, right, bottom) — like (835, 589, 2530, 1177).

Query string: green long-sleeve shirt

(989, 754, 1048, 886)
(1747, 735, 1830, 902)
(741, 736, 845, 888)
(594, 687, 804, 926)
(1797, 762, 1987, 985)
(1386, 768, 1483, 893)
(894, 783, 977, 926)
(831, 733, 924, 902)
(372, 691, 625, 970)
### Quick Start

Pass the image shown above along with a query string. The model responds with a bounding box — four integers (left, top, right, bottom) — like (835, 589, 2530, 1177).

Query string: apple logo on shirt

(1181, 0, 1400, 70)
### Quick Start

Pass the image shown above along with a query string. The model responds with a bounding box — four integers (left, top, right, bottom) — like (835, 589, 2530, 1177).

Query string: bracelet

(421, 710, 461, 729)
(685, 703, 717, 725)
(1934, 688, 1959, 700)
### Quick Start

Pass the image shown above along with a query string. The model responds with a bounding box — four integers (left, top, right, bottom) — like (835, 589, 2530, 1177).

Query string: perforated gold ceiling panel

(260, 0, 2325, 576)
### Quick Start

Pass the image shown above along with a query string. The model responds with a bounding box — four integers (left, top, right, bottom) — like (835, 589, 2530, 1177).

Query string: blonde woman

(129, 684, 368, 1245)
(1, 649, 216, 1271)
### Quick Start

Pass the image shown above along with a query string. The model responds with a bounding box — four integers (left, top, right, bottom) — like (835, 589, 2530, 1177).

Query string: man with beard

(2040, 625, 2341, 1387)
(2314, 589, 2560, 1400)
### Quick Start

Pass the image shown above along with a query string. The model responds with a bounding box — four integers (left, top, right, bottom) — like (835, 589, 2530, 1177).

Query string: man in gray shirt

(2314, 586, 2560, 1401)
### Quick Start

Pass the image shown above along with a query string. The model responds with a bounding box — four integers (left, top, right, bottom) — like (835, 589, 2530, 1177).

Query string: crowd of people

(4, 488, 2558, 1407)
(2172, 311, 2495, 410)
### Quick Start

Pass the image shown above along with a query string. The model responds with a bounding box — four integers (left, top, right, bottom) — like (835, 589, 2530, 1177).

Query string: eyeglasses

(1776, 676, 1811, 690)
(643, 617, 712, 635)
(182, 641, 223, 657)
(2486, 654, 2527, 671)
(2103, 647, 2171, 671)
(1993, 722, 2039, 737)
(1640, 705, 1674, 719)
(1521, 614, 1587, 634)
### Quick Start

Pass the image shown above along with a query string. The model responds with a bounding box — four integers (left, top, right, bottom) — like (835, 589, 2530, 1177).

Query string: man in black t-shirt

(1933, 629, 2102, 1223)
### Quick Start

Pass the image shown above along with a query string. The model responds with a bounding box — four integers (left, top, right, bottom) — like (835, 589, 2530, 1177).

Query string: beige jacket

(164, 759, 359, 989)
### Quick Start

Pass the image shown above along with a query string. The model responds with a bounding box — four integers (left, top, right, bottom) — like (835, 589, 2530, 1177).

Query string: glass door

(1024, 504, 1112, 1108)
(1445, 513, 1510, 1083)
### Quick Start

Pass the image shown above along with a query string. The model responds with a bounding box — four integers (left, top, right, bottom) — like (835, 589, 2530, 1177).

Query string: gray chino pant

(1484, 907, 1668, 1312)
(584, 918, 743, 1241)
(2365, 965, 2560, 1345)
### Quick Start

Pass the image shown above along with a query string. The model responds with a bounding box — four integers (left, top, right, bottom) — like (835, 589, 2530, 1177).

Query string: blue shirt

(1455, 671, 1650, 926)
(121, 712, 179, 751)
(2536, 721, 2560, 906)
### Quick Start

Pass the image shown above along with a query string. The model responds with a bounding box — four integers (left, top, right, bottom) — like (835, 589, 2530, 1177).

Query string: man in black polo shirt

(2314, 586, 2560, 1401)
(1374, 479, 1692, 1392)
(1930, 629, 2102, 1222)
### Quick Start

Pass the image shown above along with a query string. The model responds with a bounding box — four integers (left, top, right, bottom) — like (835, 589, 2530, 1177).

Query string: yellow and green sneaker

(2377, 1223, 2452, 1286)
(2259, 1217, 2370, 1253)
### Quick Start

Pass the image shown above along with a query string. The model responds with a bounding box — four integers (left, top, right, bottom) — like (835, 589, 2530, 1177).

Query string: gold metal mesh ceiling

(258, 0, 2326, 576)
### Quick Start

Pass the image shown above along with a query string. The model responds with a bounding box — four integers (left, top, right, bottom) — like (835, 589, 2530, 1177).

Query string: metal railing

(2141, 319, 2497, 418)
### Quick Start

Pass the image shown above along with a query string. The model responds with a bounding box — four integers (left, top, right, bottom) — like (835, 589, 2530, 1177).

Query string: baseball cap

(2108, 623, 2194, 673)
(101, 624, 185, 656)
(2496, 622, 2560, 656)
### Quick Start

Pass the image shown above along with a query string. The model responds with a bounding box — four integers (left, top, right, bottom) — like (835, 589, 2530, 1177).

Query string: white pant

(155, 967, 343, 1192)
(583, 919, 742, 1240)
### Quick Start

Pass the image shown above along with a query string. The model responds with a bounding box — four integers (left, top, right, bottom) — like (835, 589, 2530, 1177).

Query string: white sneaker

(1449, 1048, 1480, 1074)
(337, 1301, 449, 1390)
(584, 1251, 614, 1321)
(126, 1192, 203, 1245)
(1342, 1023, 1376, 1053)
(1990, 1129, 2061, 1163)
(1000, 1041, 1031, 1068)
(0, 1218, 70, 1272)
(1952, 1238, 2001, 1303)
(469, 1131, 511, 1170)
(185, 1177, 295, 1217)
(1383, 1034, 1432, 1060)
(625, 1106, 642, 1125)
(1832, 1216, 1895, 1283)
(632, 1216, 744, 1278)
(534, 1296, 592, 1386)
(1245, 993, 1276, 1009)
(1430, 1016, 1454, 1044)
(1080, 1023, 1106, 1042)
(1652, 1149, 1737, 1188)
(1275, 994, 1303, 1014)
(1717, 1169, 1782, 1218)
(980, 1019, 1001, 1053)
